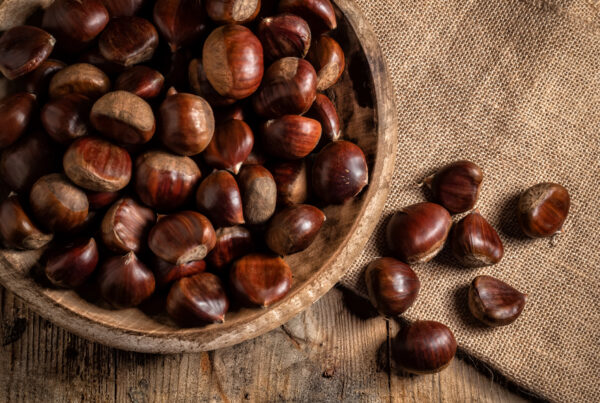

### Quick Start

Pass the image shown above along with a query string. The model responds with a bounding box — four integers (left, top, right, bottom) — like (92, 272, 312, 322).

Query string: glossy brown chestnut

(230, 254, 292, 307)
(101, 0, 146, 16)
(306, 35, 345, 91)
(213, 104, 245, 122)
(206, 226, 253, 269)
(424, 160, 483, 214)
(365, 258, 420, 317)
(0, 196, 53, 250)
(206, 0, 261, 24)
(257, 13, 311, 61)
(262, 115, 321, 160)
(202, 25, 264, 100)
(114, 66, 165, 100)
(23, 59, 66, 98)
(451, 210, 503, 267)
(312, 140, 368, 204)
(306, 93, 341, 143)
(99, 17, 159, 67)
(41, 0, 109, 52)
(253, 57, 317, 118)
(63, 137, 132, 192)
(266, 204, 325, 255)
(0, 26, 55, 80)
(154, 0, 207, 52)
(188, 58, 237, 107)
(269, 159, 308, 206)
(393, 320, 457, 374)
(148, 211, 216, 265)
(468, 275, 527, 327)
(48, 63, 111, 100)
(167, 272, 229, 326)
(517, 182, 570, 238)
(159, 88, 215, 156)
(238, 165, 277, 225)
(0, 92, 37, 148)
(91, 91, 156, 145)
(386, 202, 452, 264)
(86, 190, 121, 210)
(195, 170, 245, 227)
(98, 252, 155, 308)
(101, 198, 155, 253)
(203, 120, 254, 174)
(30, 173, 89, 232)
(278, 0, 337, 33)
(41, 93, 92, 144)
(45, 238, 99, 288)
(152, 257, 207, 288)
(135, 150, 201, 211)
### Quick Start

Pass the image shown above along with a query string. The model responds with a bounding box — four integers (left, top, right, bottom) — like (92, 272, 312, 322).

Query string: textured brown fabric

(341, 0, 600, 401)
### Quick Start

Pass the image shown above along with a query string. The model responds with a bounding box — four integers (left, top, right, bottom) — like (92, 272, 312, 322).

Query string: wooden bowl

(0, 0, 396, 353)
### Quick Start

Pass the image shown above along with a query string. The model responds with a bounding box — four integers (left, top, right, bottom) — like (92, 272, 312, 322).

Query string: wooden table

(0, 285, 531, 402)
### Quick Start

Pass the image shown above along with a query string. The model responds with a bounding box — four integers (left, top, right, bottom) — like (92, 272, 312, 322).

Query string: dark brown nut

(468, 275, 527, 327)
(266, 204, 325, 255)
(203, 120, 254, 174)
(114, 66, 165, 100)
(45, 238, 99, 288)
(41, 93, 93, 144)
(188, 58, 237, 107)
(253, 57, 317, 118)
(152, 257, 207, 288)
(0, 195, 53, 250)
(101, 0, 146, 17)
(517, 182, 570, 238)
(365, 257, 420, 317)
(23, 59, 66, 99)
(99, 17, 159, 67)
(423, 160, 483, 214)
(101, 198, 155, 253)
(41, 0, 109, 52)
(0, 92, 37, 149)
(230, 253, 293, 307)
(305, 93, 341, 143)
(63, 137, 132, 192)
(451, 210, 504, 267)
(49, 63, 111, 100)
(90, 91, 156, 145)
(213, 104, 245, 122)
(269, 159, 308, 206)
(148, 211, 217, 265)
(202, 25, 264, 100)
(262, 115, 321, 160)
(154, 0, 207, 51)
(98, 252, 155, 308)
(257, 13, 311, 61)
(278, 0, 337, 34)
(237, 165, 277, 225)
(30, 173, 89, 232)
(195, 170, 245, 227)
(78, 47, 126, 75)
(205, 0, 261, 24)
(306, 35, 345, 91)
(206, 226, 253, 269)
(86, 190, 121, 210)
(0, 26, 55, 80)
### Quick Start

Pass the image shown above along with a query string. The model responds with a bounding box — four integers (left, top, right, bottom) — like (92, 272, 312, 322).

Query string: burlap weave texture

(343, 0, 600, 401)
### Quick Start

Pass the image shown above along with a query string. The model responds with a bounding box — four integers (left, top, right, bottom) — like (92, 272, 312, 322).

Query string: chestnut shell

(365, 257, 420, 317)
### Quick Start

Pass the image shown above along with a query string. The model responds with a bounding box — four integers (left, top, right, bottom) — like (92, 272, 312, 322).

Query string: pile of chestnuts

(365, 160, 570, 374)
(0, 0, 370, 327)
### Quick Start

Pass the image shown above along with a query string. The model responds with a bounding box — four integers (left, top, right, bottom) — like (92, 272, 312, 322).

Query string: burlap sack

(341, 0, 600, 401)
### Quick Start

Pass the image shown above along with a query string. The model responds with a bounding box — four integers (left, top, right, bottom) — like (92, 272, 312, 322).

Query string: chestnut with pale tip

(270, 159, 309, 206)
(305, 93, 341, 144)
(99, 17, 159, 66)
(206, 226, 253, 269)
(451, 210, 503, 267)
(257, 13, 311, 61)
(278, 0, 337, 34)
(423, 160, 483, 214)
(365, 257, 420, 317)
(49, 63, 111, 100)
(0, 92, 37, 149)
(101, 198, 155, 254)
(307, 35, 345, 91)
(468, 275, 527, 327)
(41, 93, 93, 144)
(261, 115, 321, 160)
(114, 66, 165, 100)
(188, 58, 237, 107)
(266, 204, 325, 255)
(152, 256, 207, 288)
(196, 170, 245, 227)
(0, 195, 53, 250)
(517, 182, 570, 238)
(237, 165, 277, 225)
(98, 252, 156, 308)
(0, 26, 55, 80)
(206, 0, 261, 24)
(45, 238, 99, 288)
(154, 0, 207, 51)
(203, 120, 254, 174)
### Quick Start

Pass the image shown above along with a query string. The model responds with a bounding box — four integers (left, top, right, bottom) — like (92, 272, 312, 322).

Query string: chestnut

(90, 91, 156, 145)
(203, 120, 254, 174)
(261, 115, 321, 160)
(159, 88, 215, 156)
(306, 93, 341, 143)
(0, 195, 53, 250)
(152, 257, 207, 288)
(269, 159, 308, 206)
(202, 25, 264, 100)
(238, 165, 277, 225)
(45, 238, 99, 288)
(86, 190, 121, 210)
(195, 170, 245, 227)
(188, 58, 237, 107)
(0, 26, 55, 80)
(30, 173, 89, 232)
(101, 198, 155, 253)
(99, 17, 159, 67)
(206, 0, 261, 24)
(253, 57, 317, 118)
(41, 0, 109, 53)
(365, 258, 420, 317)
(266, 204, 325, 255)
(393, 321, 457, 374)
(278, 0, 337, 34)
(148, 211, 216, 265)
(257, 13, 311, 61)
(468, 275, 527, 327)
(451, 210, 503, 267)
(306, 35, 345, 91)
(63, 137, 132, 192)
(41, 93, 93, 144)
(154, 0, 208, 51)
(167, 272, 229, 326)
(517, 182, 570, 238)
(0, 92, 37, 149)
(135, 150, 201, 211)
(423, 160, 483, 214)
(312, 140, 368, 204)
(206, 226, 253, 269)
(98, 252, 155, 308)
(230, 254, 292, 307)
(49, 63, 111, 100)
(101, 0, 146, 17)
(114, 66, 165, 100)
(386, 202, 452, 264)
(23, 59, 66, 99)
(213, 104, 246, 122)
